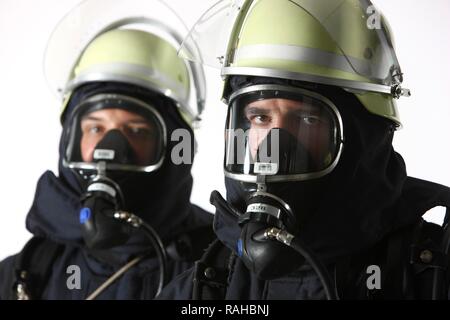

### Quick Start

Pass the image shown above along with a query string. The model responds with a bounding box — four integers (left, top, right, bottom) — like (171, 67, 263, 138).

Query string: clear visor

(224, 85, 343, 182)
(44, 0, 206, 119)
(64, 94, 166, 173)
(180, 0, 401, 85)
(45, 0, 190, 95)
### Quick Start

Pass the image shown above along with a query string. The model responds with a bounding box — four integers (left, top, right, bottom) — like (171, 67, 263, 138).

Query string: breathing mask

(224, 84, 344, 280)
(63, 93, 166, 250)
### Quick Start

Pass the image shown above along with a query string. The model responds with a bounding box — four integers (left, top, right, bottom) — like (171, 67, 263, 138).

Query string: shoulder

(0, 253, 18, 276)
(0, 237, 70, 300)
(0, 249, 24, 300)
(0, 253, 20, 299)
(403, 177, 450, 206)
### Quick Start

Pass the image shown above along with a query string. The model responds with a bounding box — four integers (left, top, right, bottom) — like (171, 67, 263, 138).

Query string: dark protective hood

(26, 82, 199, 262)
(221, 76, 444, 262)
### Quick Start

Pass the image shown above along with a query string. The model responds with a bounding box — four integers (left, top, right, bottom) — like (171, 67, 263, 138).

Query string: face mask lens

(65, 94, 166, 172)
(225, 87, 342, 179)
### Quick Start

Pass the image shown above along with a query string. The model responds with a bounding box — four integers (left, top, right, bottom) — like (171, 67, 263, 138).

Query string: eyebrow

(126, 119, 152, 125)
(244, 103, 320, 116)
(81, 116, 151, 125)
(244, 106, 271, 115)
(81, 115, 103, 122)
(291, 107, 321, 116)
(287, 102, 318, 113)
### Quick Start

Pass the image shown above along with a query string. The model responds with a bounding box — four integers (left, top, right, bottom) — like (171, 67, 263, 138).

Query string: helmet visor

(180, 0, 401, 86)
(44, 0, 207, 122)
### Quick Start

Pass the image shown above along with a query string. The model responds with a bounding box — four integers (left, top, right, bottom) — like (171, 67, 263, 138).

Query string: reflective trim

(222, 66, 392, 97)
(225, 84, 344, 183)
(49, 14, 206, 122)
(233, 44, 372, 77)
(67, 62, 188, 101)
(98, 16, 207, 117)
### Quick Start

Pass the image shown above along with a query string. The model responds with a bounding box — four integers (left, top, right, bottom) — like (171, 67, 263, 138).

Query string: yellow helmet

(181, 0, 410, 127)
(44, 0, 206, 126)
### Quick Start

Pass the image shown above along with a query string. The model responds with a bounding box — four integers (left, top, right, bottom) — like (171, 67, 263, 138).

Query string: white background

(0, 0, 449, 260)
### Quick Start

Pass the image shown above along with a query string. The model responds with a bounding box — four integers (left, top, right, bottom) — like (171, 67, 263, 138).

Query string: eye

(127, 126, 153, 137)
(247, 114, 270, 125)
(88, 126, 101, 134)
(130, 127, 142, 134)
(301, 115, 320, 125)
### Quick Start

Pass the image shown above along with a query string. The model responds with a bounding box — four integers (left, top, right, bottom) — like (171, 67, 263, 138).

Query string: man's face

(80, 108, 157, 166)
(244, 98, 331, 165)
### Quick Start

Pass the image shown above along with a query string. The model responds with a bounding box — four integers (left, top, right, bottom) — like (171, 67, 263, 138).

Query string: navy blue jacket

(0, 171, 213, 300)
(159, 177, 450, 300)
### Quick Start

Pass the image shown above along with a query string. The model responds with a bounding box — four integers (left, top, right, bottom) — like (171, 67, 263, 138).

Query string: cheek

(130, 139, 157, 165)
(249, 130, 258, 154)
(298, 127, 330, 160)
(285, 121, 301, 138)
(249, 128, 269, 158)
(314, 127, 331, 152)
(80, 135, 99, 162)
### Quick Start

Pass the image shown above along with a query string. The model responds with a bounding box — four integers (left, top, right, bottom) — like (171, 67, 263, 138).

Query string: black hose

(139, 220, 168, 297)
(282, 236, 338, 300)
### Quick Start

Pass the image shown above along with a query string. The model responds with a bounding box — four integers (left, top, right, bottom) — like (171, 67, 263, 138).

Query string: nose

(272, 115, 303, 141)
(107, 125, 129, 141)
(109, 123, 122, 132)
(272, 114, 291, 131)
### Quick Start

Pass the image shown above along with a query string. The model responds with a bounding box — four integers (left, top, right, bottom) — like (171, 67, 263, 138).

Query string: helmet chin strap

(237, 173, 338, 300)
